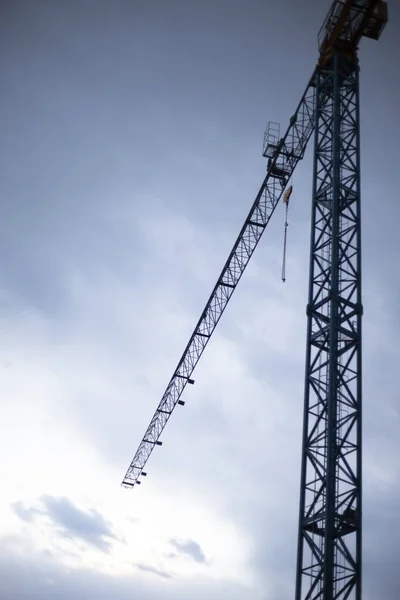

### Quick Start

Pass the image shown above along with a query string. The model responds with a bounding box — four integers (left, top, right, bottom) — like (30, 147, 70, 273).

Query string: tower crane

(122, 1, 388, 599)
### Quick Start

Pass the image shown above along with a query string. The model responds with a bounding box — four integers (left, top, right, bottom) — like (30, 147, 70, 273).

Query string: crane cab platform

(262, 121, 281, 160)
(262, 121, 291, 180)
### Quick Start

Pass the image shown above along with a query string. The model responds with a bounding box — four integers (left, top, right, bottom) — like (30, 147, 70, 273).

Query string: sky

(0, 0, 399, 598)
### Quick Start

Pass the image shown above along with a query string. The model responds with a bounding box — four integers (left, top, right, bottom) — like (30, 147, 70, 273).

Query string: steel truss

(295, 53, 362, 600)
(122, 74, 319, 488)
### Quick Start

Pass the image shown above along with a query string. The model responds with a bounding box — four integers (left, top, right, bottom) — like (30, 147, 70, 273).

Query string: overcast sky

(0, 1, 399, 599)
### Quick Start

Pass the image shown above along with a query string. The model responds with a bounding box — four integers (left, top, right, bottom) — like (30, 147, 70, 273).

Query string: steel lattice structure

(121, 1, 388, 598)
(295, 53, 362, 600)
(122, 79, 317, 488)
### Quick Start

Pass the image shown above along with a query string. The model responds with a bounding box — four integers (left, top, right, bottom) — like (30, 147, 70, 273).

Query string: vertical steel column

(295, 52, 362, 600)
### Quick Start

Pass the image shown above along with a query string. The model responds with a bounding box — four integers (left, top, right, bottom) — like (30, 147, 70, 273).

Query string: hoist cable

(282, 203, 289, 282)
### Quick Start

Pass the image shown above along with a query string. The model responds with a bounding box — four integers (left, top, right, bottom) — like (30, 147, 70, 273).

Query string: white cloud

(0, 206, 259, 590)
(2, 183, 400, 597)
(1, 180, 400, 599)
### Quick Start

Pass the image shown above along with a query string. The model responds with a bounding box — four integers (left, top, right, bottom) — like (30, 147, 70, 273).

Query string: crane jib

(121, 71, 318, 488)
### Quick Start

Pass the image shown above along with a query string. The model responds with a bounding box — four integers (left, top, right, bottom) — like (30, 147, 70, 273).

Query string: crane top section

(318, 0, 388, 63)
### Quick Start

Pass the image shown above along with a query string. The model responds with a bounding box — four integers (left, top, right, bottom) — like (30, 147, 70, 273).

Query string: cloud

(170, 539, 206, 564)
(0, 538, 252, 600)
(41, 495, 117, 552)
(136, 563, 172, 579)
(11, 501, 41, 523)
(12, 496, 117, 553)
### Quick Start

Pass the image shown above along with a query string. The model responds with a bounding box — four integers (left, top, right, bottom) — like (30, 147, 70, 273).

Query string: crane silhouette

(122, 2, 388, 598)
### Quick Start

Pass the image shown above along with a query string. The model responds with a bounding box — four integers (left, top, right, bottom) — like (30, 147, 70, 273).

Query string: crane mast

(296, 43, 363, 600)
(122, 1, 388, 598)
(296, 3, 387, 599)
